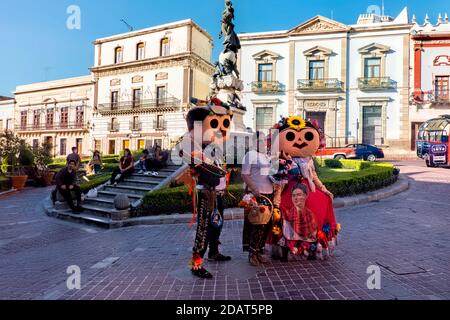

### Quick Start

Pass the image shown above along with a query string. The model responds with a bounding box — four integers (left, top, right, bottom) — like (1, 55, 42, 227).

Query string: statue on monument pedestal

(219, 0, 241, 54)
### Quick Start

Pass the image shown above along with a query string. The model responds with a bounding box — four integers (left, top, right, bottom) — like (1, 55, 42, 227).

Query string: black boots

(191, 267, 213, 279)
(208, 253, 232, 262)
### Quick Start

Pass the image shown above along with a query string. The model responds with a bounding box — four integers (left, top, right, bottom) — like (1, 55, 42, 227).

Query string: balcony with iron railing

(297, 78, 343, 92)
(251, 81, 283, 94)
(412, 90, 450, 105)
(358, 77, 397, 91)
(97, 96, 181, 115)
(153, 119, 167, 131)
(129, 121, 142, 132)
(16, 121, 87, 132)
(108, 122, 120, 132)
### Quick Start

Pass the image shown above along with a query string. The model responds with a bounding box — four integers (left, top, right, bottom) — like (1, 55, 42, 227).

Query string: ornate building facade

(12, 19, 214, 156)
(0, 96, 15, 132)
(239, 8, 412, 153)
(14, 76, 94, 157)
(410, 14, 450, 150)
(90, 19, 214, 153)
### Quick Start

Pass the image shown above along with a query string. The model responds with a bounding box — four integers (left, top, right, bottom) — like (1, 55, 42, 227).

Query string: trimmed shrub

(137, 184, 245, 217)
(135, 160, 397, 217)
(321, 163, 396, 198)
(324, 159, 343, 168)
(80, 173, 112, 193)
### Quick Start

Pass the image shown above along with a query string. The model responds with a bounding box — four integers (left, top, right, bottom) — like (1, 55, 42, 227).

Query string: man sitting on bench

(51, 160, 83, 214)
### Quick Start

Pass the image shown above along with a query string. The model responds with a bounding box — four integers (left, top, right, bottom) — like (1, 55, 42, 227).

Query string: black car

(346, 144, 385, 162)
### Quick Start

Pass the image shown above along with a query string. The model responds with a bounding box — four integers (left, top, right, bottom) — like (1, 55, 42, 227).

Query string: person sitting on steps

(51, 160, 83, 214)
(144, 145, 164, 176)
(110, 148, 135, 186)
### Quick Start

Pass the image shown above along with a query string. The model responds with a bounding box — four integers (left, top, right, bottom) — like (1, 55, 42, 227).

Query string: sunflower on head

(286, 116, 306, 131)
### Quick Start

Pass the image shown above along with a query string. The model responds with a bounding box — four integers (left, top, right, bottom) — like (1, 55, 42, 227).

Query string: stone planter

(11, 175, 28, 191)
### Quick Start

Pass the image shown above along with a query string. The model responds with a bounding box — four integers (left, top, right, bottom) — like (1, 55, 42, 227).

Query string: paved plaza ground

(0, 160, 449, 300)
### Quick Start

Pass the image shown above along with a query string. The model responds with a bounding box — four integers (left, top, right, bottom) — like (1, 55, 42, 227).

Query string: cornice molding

(91, 53, 214, 77)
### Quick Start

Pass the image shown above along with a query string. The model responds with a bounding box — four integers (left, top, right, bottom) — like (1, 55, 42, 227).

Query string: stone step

(83, 197, 117, 209)
(82, 203, 114, 218)
(159, 167, 181, 173)
(130, 173, 171, 180)
(97, 190, 141, 200)
(121, 179, 159, 188)
(103, 185, 151, 196)
(55, 210, 112, 228)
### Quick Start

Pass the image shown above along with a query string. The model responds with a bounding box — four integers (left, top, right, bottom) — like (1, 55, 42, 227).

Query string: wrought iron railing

(251, 81, 283, 94)
(358, 77, 397, 90)
(107, 122, 120, 132)
(153, 119, 167, 131)
(16, 122, 87, 132)
(97, 97, 181, 115)
(412, 90, 450, 104)
(297, 78, 343, 91)
(129, 121, 142, 131)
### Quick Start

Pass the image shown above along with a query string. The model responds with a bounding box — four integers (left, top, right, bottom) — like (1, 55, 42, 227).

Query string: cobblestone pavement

(0, 160, 449, 300)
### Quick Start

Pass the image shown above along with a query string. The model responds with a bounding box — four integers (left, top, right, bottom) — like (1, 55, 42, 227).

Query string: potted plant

(0, 130, 30, 191)
(34, 142, 54, 186)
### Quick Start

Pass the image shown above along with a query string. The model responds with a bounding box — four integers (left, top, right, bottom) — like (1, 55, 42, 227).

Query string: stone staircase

(49, 164, 187, 228)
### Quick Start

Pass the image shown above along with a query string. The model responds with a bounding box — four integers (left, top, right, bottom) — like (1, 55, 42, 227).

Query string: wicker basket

(247, 195, 273, 225)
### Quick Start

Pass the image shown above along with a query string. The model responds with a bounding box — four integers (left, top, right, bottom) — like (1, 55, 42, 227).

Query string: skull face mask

(272, 116, 321, 158)
(202, 114, 232, 144)
(186, 98, 234, 146)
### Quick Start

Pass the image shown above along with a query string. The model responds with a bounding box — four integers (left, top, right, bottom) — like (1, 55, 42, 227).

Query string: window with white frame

(258, 64, 273, 82)
(364, 58, 381, 78)
(136, 42, 145, 60)
(160, 37, 170, 57)
(114, 47, 123, 64)
(255, 106, 274, 133)
(309, 60, 325, 80)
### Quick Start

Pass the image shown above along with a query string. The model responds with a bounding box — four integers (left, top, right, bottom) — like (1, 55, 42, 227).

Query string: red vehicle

(315, 146, 356, 160)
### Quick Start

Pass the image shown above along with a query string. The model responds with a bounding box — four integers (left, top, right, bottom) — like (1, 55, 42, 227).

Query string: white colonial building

(238, 8, 412, 153)
(14, 76, 95, 157)
(90, 19, 214, 154)
(410, 13, 450, 150)
(0, 96, 15, 132)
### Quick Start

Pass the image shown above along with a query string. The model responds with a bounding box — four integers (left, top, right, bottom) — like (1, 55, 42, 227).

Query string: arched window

(114, 47, 123, 64)
(160, 37, 170, 57)
(136, 42, 145, 60)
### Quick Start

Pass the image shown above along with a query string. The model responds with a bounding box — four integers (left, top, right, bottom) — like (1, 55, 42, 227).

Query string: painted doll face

(202, 114, 232, 144)
(277, 126, 320, 158)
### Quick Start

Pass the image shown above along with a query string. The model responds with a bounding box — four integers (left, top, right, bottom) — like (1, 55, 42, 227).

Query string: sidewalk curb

(42, 175, 409, 228)
(332, 175, 409, 209)
(0, 189, 18, 199)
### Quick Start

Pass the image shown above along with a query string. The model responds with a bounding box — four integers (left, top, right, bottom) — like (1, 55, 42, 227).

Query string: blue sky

(0, 0, 447, 96)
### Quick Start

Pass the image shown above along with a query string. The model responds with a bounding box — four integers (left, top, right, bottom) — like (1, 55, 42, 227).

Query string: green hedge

(136, 184, 244, 217)
(321, 163, 396, 198)
(80, 173, 112, 193)
(318, 158, 371, 171)
(135, 160, 397, 217)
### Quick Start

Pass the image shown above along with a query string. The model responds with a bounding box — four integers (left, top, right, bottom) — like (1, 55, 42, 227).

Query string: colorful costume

(179, 98, 234, 279)
(270, 116, 340, 260)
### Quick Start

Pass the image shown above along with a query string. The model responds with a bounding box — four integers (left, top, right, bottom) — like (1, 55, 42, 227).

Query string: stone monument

(209, 0, 246, 132)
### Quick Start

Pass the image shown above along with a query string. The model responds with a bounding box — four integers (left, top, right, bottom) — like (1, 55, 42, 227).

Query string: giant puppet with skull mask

(270, 116, 340, 260)
(179, 97, 234, 279)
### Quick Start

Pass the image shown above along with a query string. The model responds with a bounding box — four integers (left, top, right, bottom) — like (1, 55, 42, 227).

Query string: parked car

(315, 146, 356, 160)
(346, 144, 384, 162)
